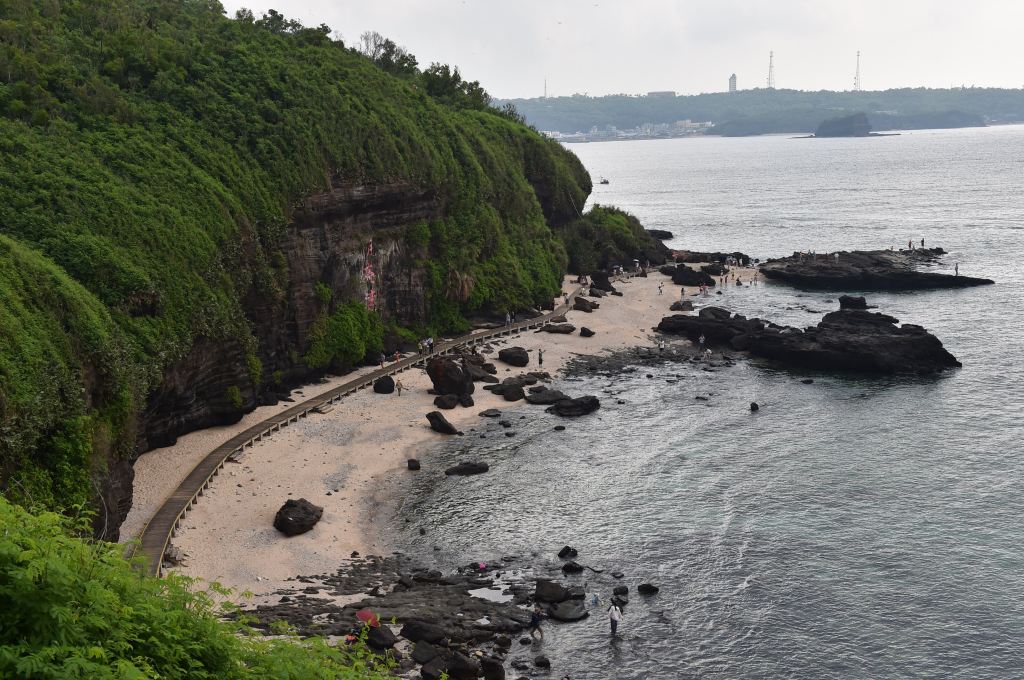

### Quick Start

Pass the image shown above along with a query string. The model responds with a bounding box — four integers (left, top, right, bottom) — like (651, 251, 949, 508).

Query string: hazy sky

(220, 1, 1024, 98)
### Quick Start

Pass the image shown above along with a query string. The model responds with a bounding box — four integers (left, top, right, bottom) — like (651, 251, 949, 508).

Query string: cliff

(0, 1, 591, 537)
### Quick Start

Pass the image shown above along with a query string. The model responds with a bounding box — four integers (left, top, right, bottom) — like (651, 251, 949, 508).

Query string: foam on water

(387, 126, 1024, 678)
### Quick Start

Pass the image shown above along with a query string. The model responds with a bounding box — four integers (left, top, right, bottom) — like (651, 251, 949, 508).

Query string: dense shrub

(0, 496, 395, 679)
(560, 205, 669, 273)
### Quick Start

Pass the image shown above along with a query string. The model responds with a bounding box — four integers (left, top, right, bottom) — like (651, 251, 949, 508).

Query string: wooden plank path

(129, 287, 586, 576)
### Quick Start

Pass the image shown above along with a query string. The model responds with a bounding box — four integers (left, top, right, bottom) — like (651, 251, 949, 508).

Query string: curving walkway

(129, 287, 585, 576)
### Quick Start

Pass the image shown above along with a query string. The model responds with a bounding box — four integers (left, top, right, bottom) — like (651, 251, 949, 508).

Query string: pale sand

(130, 264, 759, 595)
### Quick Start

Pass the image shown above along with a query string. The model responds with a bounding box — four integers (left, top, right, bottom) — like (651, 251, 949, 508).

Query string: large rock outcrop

(760, 248, 993, 290)
(658, 306, 960, 373)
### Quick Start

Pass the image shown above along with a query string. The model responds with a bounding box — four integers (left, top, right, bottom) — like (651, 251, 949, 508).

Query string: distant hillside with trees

(499, 88, 1024, 136)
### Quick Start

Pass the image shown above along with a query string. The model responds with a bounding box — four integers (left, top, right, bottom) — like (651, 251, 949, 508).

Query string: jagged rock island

(658, 305, 961, 374)
(760, 248, 994, 290)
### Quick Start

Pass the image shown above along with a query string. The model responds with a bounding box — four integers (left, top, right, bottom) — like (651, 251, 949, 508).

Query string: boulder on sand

(426, 411, 460, 435)
(542, 323, 576, 334)
(479, 408, 501, 417)
(433, 394, 460, 409)
(669, 300, 693, 312)
(580, 327, 595, 337)
(445, 461, 489, 476)
(498, 347, 529, 367)
(573, 297, 598, 313)
(407, 459, 421, 470)
(503, 385, 526, 402)
(671, 264, 715, 287)
(545, 395, 601, 417)
(273, 498, 323, 536)
(373, 375, 395, 394)
(589, 270, 617, 293)
(427, 357, 474, 396)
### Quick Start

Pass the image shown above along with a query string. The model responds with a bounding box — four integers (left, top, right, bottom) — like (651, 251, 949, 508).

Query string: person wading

(608, 603, 623, 636)
(529, 605, 545, 641)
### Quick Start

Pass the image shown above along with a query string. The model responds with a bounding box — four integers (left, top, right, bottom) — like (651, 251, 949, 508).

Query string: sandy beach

(124, 264, 760, 595)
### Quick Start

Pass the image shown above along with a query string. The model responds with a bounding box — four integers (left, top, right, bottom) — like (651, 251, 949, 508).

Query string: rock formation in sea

(759, 248, 993, 290)
(658, 305, 961, 373)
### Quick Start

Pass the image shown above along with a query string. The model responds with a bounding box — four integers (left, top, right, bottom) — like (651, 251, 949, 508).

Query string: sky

(219, 1, 1024, 99)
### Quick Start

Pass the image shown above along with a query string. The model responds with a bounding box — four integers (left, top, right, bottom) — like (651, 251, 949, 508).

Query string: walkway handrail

(128, 286, 588, 576)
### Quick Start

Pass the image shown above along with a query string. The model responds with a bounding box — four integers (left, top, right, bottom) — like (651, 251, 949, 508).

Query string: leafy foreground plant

(0, 497, 394, 679)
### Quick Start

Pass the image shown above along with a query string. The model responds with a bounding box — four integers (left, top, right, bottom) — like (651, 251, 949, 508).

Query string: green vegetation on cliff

(0, 1, 589, 521)
(0, 496, 394, 679)
(560, 206, 670, 273)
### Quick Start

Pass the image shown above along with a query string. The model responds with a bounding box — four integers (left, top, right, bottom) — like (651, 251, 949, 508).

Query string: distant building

(647, 91, 676, 98)
(728, 74, 737, 93)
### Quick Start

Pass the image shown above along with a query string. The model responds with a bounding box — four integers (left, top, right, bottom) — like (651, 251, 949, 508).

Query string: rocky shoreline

(180, 246, 981, 678)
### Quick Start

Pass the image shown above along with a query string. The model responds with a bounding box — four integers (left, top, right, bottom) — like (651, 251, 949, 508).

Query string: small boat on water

(599, 177, 609, 184)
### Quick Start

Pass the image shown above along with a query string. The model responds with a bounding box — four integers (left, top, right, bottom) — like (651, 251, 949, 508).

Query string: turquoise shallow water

(389, 126, 1024, 679)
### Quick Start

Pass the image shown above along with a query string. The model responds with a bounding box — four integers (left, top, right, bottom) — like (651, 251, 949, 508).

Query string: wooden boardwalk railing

(128, 287, 586, 576)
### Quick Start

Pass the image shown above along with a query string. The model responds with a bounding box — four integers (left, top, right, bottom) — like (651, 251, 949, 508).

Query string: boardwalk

(129, 287, 584, 576)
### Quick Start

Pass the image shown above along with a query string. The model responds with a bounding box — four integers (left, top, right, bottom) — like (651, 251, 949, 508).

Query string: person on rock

(529, 605, 545, 641)
(608, 603, 623, 636)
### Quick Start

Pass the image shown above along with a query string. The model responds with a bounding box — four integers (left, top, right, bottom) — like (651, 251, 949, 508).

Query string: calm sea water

(388, 127, 1024, 679)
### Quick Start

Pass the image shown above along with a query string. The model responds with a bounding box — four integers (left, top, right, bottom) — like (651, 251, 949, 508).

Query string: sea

(387, 126, 1024, 679)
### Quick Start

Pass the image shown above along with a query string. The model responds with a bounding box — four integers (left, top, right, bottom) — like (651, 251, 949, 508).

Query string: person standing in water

(955, 262, 959, 276)
(529, 605, 545, 641)
(608, 603, 623, 636)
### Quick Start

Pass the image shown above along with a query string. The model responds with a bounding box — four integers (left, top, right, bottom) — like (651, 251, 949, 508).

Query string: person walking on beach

(529, 605, 545, 641)
(658, 339, 666, 354)
(395, 378, 404, 396)
(538, 348, 544, 366)
(658, 282, 664, 295)
(698, 333, 706, 351)
(608, 603, 623, 636)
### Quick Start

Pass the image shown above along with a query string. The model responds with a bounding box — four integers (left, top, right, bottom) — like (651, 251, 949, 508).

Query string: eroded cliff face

(118, 182, 441, 538)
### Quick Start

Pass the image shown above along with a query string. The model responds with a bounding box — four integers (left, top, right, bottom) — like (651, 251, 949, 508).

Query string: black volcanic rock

(737, 309, 961, 373)
(433, 394, 460, 409)
(498, 347, 529, 367)
(548, 600, 589, 622)
(839, 295, 869, 309)
(535, 579, 570, 603)
(670, 264, 715, 287)
(427, 357, 475, 396)
(273, 498, 323, 536)
(573, 297, 597, 313)
(660, 306, 960, 374)
(542, 323, 576, 334)
(760, 248, 993, 290)
(525, 389, 570, 405)
(373, 375, 395, 394)
(426, 411, 460, 435)
(589, 271, 616, 293)
(580, 326, 595, 337)
(647, 229, 674, 240)
(545, 395, 601, 417)
(445, 461, 489, 476)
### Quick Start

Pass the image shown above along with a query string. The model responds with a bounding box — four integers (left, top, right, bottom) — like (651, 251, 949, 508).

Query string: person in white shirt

(608, 603, 623, 636)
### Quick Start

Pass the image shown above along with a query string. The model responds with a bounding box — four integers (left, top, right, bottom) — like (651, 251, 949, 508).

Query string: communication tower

(854, 51, 861, 91)
(767, 51, 775, 89)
